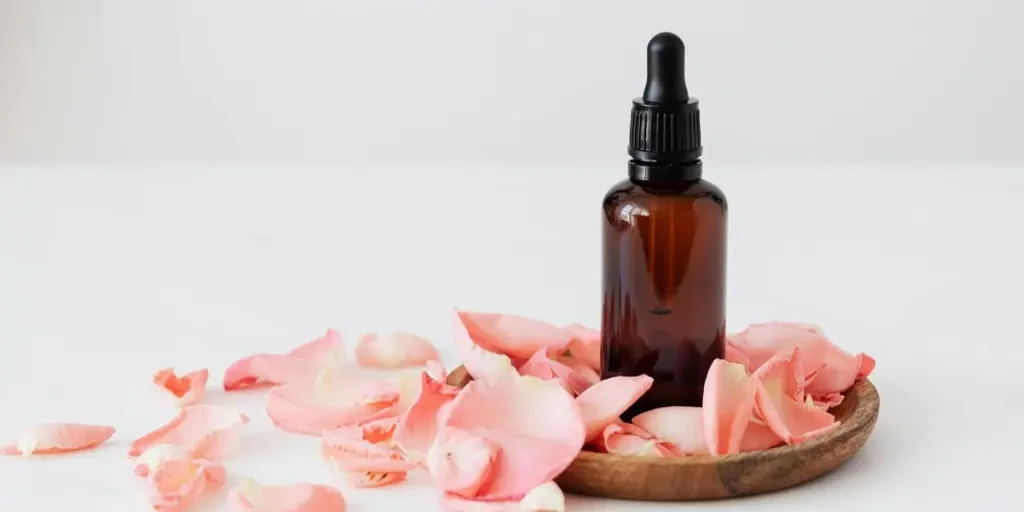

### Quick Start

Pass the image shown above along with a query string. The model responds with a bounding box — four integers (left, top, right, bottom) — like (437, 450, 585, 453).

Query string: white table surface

(1, 162, 1020, 511)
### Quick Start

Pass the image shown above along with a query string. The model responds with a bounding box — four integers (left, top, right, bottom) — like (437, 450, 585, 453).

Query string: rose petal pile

(1, 309, 874, 512)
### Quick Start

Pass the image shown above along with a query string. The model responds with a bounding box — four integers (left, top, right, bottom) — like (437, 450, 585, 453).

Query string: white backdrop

(1, 0, 1021, 165)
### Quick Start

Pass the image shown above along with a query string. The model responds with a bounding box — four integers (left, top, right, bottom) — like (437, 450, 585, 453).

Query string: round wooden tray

(446, 366, 879, 501)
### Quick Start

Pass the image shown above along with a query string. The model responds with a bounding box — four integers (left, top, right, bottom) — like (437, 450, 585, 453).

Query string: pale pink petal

(563, 323, 601, 372)
(427, 428, 501, 497)
(322, 426, 418, 488)
(440, 493, 519, 512)
(738, 418, 784, 452)
(436, 373, 586, 500)
(597, 423, 680, 457)
(355, 331, 441, 369)
(1, 423, 115, 456)
(455, 310, 575, 362)
(753, 349, 838, 444)
(153, 368, 209, 406)
(727, 322, 875, 396)
(228, 478, 347, 512)
(520, 481, 566, 512)
(574, 375, 653, 442)
(394, 371, 460, 463)
(129, 405, 248, 459)
(810, 392, 845, 410)
(247, 355, 324, 387)
(135, 444, 190, 477)
(147, 458, 226, 512)
(439, 481, 565, 512)
(223, 329, 343, 390)
(266, 369, 400, 436)
(516, 348, 574, 394)
(631, 406, 708, 455)
(551, 356, 600, 395)
(453, 308, 518, 384)
(703, 359, 758, 455)
(426, 361, 449, 382)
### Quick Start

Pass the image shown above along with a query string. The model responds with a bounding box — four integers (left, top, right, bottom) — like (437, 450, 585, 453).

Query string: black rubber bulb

(642, 32, 689, 104)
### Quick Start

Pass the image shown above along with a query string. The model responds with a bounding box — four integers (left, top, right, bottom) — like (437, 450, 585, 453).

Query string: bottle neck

(628, 160, 702, 187)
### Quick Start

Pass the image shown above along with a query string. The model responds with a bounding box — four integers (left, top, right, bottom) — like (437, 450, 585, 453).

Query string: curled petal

(551, 356, 599, 395)
(147, 458, 226, 512)
(520, 481, 566, 512)
(427, 428, 500, 497)
(810, 392, 845, 410)
(129, 405, 248, 460)
(574, 375, 653, 442)
(394, 371, 459, 463)
(703, 360, 758, 455)
(266, 370, 399, 436)
(1, 423, 115, 457)
(631, 406, 707, 455)
(223, 329, 343, 390)
(727, 322, 875, 396)
(355, 331, 441, 369)
(753, 352, 838, 444)
(437, 373, 585, 500)
(563, 324, 601, 372)
(426, 360, 449, 382)
(135, 444, 190, 477)
(153, 368, 208, 406)
(516, 348, 575, 395)
(322, 424, 418, 488)
(597, 423, 680, 457)
(453, 309, 518, 384)
(455, 310, 575, 363)
(228, 478, 347, 512)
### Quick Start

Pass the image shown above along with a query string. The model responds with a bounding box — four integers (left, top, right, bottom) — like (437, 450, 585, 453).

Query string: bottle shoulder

(602, 178, 728, 211)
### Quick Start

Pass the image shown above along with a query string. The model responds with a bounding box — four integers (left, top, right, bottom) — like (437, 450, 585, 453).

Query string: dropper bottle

(601, 32, 728, 419)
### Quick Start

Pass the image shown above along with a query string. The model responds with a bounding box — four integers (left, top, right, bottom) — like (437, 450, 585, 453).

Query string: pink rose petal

(726, 322, 875, 396)
(631, 406, 708, 455)
(153, 368, 208, 407)
(435, 373, 585, 501)
(738, 418, 784, 452)
(703, 359, 758, 455)
(810, 392, 845, 409)
(551, 356, 600, 395)
(228, 479, 347, 512)
(394, 370, 460, 463)
(147, 458, 226, 512)
(355, 331, 441, 369)
(440, 493, 519, 512)
(322, 425, 418, 488)
(223, 329, 343, 391)
(453, 309, 518, 385)
(455, 310, 575, 362)
(129, 405, 248, 460)
(752, 349, 838, 444)
(574, 375, 653, 442)
(266, 369, 399, 436)
(439, 481, 566, 512)
(1, 423, 115, 456)
(563, 323, 601, 372)
(427, 428, 501, 497)
(597, 423, 680, 457)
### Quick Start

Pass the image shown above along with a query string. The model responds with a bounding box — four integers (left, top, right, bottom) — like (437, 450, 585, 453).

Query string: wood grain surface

(445, 366, 879, 501)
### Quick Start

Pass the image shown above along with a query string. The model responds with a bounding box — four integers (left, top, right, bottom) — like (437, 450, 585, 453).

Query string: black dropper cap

(628, 32, 702, 167)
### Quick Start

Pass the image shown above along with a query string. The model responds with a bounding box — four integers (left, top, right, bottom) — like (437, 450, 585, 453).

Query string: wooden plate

(446, 366, 879, 501)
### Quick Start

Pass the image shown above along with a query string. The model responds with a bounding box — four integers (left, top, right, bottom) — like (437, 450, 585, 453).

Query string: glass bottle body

(601, 174, 727, 419)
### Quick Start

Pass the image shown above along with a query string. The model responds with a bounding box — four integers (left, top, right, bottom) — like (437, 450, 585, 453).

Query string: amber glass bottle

(601, 32, 727, 420)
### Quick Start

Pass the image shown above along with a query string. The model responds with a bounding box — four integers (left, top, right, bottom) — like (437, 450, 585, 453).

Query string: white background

(1, 0, 1022, 164)
(1, 1, 1022, 511)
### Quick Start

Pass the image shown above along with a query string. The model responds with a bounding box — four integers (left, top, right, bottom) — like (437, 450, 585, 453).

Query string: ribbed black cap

(628, 32, 702, 165)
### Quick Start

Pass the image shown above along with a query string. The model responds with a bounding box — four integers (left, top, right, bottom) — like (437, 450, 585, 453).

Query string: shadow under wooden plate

(446, 366, 879, 501)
